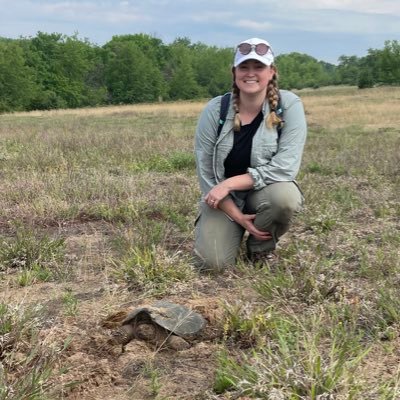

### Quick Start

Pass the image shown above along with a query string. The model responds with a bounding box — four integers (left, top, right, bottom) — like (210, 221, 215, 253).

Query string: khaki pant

(194, 182, 303, 270)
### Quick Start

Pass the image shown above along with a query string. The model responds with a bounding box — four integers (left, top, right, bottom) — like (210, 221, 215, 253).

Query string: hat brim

(233, 52, 274, 67)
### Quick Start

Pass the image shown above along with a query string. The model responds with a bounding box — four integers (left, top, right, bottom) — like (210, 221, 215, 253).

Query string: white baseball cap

(233, 37, 274, 67)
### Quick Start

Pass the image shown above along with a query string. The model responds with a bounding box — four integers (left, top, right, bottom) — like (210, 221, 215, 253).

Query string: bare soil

(0, 221, 253, 399)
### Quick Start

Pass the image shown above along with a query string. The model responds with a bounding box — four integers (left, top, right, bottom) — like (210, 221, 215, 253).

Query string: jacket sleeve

(247, 94, 307, 190)
(194, 97, 220, 196)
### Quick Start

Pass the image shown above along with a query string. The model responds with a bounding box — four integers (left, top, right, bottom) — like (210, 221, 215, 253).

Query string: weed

(0, 302, 67, 399)
(16, 263, 53, 287)
(331, 187, 361, 212)
(304, 161, 332, 176)
(377, 287, 400, 327)
(0, 229, 65, 274)
(112, 245, 194, 294)
(142, 361, 162, 396)
(307, 214, 338, 233)
(213, 350, 258, 395)
(82, 202, 139, 223)
(128, 151, 195, 173)
(214, 311, 369, 399)
(376, 365, 400, 399)
(222, 301, 271, 348)
(62, 289, 79, 317)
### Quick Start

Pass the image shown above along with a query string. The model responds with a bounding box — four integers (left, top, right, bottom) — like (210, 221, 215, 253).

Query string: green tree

(192, 44, 233, 97)
(20, 32, 105, 109)
(108, 34, 168, 72)
(369, 40, 400, 85)
(276, 53, 335, 89)
(336, 55, 360, 85)
(104, 40, 164, 103)
(82, 45, 108, 106)
(166, 39, 201, 100)
(0, 39, 37, 112)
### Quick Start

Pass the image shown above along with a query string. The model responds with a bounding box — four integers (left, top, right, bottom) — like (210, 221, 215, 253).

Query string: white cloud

(232, 0, 400, 17)
(281, 0, 400, 16)
(267, 6, 400, 35)
(40, 1, 148, 23)
(0, 0, 399, 63)
(191, 11, 235, 23)
(235, 19, 273, 31)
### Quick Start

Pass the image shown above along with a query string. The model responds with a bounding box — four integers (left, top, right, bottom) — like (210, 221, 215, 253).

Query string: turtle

(110, 300, 206, 351)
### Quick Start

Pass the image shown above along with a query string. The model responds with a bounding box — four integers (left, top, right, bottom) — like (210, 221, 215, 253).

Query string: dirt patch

(0, 234, 239, 400)
(39, 291, 228, 399)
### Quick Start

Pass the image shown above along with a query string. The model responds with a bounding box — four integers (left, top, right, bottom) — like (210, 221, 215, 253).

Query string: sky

(0, 0, 399, 64)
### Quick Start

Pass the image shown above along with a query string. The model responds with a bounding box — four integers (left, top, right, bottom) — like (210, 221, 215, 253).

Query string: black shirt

(224, 111, 263, 178)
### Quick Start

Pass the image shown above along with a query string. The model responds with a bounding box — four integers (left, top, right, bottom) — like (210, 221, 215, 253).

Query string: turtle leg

(165, 335, 190, 351)
(136, 324, 190, 350)
(135, 323, 189, 350)
(110, 323, 136, 351)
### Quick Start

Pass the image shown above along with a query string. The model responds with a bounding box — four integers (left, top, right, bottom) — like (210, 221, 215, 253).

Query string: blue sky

(1, 0, 399, 64)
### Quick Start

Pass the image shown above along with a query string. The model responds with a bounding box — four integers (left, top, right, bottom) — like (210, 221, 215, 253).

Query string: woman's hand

(205, 174, 255, 209)
(207, 193, 271, 241)
(240, 214, 272, 241)
(204, 182, 230, 209)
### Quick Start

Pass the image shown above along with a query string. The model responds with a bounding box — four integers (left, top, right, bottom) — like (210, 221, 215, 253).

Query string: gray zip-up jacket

(194, 90, 307, 208)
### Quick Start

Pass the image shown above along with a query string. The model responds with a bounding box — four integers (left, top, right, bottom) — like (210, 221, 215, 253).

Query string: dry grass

(300, 86, 400, 130)
(0, 86, 400, 399)
(7, 100, 205, 118)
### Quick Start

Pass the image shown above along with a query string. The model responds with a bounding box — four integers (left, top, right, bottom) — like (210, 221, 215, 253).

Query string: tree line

(0, 32, 399, 112)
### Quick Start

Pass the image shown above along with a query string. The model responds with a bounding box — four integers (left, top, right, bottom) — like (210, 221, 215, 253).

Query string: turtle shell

(122, 300, 206, 337)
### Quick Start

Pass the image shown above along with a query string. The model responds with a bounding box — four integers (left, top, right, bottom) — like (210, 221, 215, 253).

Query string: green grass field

(0, 87, 399, 399)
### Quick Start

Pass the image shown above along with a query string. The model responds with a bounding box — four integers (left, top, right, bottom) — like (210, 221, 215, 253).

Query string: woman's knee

(272, 182, 302, 206)
(193, 246, 236, 271)
(194, 206, 243, 270)
(255, 183, 303, 223)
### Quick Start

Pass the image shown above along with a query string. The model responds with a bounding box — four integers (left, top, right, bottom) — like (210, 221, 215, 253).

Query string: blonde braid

(266, 68, 284, 129)
(232, 82, 241, 132)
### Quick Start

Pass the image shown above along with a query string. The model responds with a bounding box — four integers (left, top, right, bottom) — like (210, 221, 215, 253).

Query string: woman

(194, 37, 307, 270)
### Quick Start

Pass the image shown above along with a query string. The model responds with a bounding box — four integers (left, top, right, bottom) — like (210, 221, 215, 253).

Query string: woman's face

(234, 60, 275, 95)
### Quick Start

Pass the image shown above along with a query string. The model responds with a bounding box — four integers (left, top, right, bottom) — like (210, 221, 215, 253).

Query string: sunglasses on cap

(237, 42, 270, 56)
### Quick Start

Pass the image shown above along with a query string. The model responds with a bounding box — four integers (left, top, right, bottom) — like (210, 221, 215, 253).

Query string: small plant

(0, 302, 67, 399)
(252, 259, 341, 306)
(128, 151, 195, 173)
(331, 187, 360, 213)
(377, 287, 400, 327)
(376, 365, 400, 399)
(113, 245, 193, 293)
(82, 202, 139, 223)
(305, 161, 332, 175)
(213, 350, 258, 395)
(142, 361, 162, 396)
(62, 289, 79, 317)
(214, 311, 369, 399)
(0, 229, 65, 273)
(308, 214, 337, 233)
(222, 301, 271, 348)
(16, 263, 53, 287)
(0, 339, 66, 400)
(252, 266, 297, 302)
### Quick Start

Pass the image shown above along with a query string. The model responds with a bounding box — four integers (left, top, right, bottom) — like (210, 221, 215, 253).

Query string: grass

(215, 310, 370, 399)
(0, 302, 68, 399)
(0, 87, 400, 398)
(111, 244, 194, 294)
